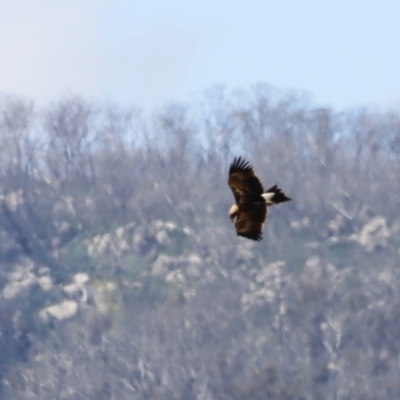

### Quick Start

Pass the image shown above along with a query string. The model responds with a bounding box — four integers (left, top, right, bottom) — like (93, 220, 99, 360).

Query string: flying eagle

(228, 156, 291, 241)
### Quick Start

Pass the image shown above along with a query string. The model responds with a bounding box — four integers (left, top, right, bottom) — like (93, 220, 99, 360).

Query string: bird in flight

(228, 156, 291, 241)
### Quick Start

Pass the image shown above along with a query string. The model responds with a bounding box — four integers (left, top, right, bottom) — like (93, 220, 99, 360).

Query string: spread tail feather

(262, 185, 291, 204)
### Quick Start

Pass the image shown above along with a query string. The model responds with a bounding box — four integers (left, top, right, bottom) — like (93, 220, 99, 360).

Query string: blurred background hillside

(0, 87, 400, 399)
(2, 0, 400, 398)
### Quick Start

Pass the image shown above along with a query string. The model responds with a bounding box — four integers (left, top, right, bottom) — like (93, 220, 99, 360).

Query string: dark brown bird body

(228, 157, 291, 241)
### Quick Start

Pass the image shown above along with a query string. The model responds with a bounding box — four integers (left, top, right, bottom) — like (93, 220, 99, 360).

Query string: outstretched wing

(228, 156, 264, 203)
(235, 202, 267, 241)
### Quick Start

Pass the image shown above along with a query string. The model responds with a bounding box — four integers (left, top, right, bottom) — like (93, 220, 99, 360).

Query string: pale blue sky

(1, 0, 399, 110)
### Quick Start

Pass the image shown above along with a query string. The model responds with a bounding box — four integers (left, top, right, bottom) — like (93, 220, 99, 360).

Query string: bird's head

(229, 204, 238, 222)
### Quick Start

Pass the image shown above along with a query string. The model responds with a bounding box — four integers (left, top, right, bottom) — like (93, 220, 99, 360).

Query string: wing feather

(235, 202, 267, 241)
(228, 156, 264, 203)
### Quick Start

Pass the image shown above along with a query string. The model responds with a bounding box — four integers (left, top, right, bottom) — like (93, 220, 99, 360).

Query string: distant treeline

(0, 86, 399, 399)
